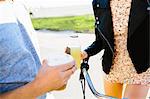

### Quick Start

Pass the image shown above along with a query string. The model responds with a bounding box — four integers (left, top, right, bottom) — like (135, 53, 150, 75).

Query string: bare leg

(104, 79, 123, 98)
(124, 84, 149, 99)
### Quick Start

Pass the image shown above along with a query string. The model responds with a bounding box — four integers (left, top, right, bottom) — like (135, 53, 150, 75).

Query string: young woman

(82, 0, 149, 98)
(0, 0, 76, 99)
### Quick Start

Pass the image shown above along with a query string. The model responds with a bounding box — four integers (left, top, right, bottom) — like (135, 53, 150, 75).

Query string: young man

(0, 0, 76, 99)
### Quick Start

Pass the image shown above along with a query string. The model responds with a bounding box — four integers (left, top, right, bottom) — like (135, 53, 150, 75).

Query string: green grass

(31, 15, 95, 33)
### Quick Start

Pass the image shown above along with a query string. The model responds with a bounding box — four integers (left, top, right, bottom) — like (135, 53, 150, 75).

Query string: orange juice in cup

(66, 34, 81, 69)
(70, 46, 81, 69)
(65, 46, 81, 69)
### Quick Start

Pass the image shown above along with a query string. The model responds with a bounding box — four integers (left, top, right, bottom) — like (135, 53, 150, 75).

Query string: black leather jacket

(85, 0, 150, 74)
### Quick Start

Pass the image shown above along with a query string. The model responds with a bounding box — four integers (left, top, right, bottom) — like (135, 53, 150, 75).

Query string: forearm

(0, 59, 76, 99)
(0, 80, 48, 99)
(84, 40, 102, 57)
(84, 28, 103, 57)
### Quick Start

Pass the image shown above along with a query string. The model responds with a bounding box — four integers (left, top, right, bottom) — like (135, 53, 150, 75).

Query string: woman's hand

(81, 51, 88, 60)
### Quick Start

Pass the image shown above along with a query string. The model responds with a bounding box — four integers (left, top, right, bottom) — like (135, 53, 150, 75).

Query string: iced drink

(66, 46, 81, 69)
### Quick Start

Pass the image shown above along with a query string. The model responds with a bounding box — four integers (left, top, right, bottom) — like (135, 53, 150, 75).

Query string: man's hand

(0, 59, 76, 99)
(34, 59, 76, 93)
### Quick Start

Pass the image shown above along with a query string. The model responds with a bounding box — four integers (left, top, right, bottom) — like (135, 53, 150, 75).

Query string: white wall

(23, 0, 93, 8)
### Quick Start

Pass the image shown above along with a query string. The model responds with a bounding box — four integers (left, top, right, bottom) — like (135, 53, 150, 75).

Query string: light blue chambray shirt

(0, 20, 46, 99)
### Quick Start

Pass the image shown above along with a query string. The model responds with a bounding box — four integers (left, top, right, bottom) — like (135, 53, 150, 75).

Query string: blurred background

(25, 0, 93, 18)
(23, 0, 95, 33)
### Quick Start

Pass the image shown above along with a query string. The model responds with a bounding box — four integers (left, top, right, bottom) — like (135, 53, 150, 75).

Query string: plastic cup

(47, 53, 74, 90)
(65, 46, 81, 69)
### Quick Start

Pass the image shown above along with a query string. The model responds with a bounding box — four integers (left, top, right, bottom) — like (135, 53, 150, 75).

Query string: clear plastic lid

(47, 53, 74, 66)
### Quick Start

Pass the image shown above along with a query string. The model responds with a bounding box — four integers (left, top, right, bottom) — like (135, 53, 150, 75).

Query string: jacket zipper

(96, 24, 114, 56)
(147, 0, 150, 11)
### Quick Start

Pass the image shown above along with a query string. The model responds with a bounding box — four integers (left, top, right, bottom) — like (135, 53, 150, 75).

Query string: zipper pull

(147, 7, 150, 11)
(147, 0, 150, 11)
